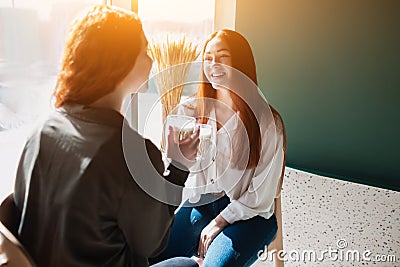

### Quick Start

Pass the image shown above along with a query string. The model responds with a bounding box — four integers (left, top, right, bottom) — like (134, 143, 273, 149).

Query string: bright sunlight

(138, 0, 214, 22)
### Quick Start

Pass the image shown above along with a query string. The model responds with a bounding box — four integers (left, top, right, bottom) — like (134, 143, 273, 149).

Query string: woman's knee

(201, 216, 278, 267)
(173, 206, 211, 235)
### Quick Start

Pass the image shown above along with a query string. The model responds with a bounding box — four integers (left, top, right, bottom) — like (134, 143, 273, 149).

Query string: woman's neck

(216, 89, 234, 108)
(215, 89, 235, 130)
(89, 90, 127, 113)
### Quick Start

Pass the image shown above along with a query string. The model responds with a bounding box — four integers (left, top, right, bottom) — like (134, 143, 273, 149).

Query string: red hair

(197, 29, 263, 169)
(54, 5, 143, 107)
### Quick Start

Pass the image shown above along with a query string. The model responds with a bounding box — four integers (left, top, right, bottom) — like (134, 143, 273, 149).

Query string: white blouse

(181, 103, 284, 224)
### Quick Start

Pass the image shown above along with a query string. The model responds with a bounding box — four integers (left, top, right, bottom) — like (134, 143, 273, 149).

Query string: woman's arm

(117, 137, 190, 258)
(198, 214, 229, 258)
(220, 125, 284, 224)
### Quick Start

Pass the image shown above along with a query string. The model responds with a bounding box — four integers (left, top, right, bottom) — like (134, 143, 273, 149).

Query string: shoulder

(270, 106, 284, 130)
(258, 105, 286, 151)
(259, 105, 284, 134)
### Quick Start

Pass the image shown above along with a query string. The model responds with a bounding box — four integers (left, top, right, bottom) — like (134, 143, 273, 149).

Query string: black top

(14, 104, 188, 267)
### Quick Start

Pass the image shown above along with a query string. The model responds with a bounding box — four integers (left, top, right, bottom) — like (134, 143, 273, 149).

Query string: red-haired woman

(12, 5, 199, 267)
(150, 29, 286, 267)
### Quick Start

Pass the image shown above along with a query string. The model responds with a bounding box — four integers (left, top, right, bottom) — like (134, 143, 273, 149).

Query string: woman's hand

(198, 215, 229, 258)
(167, 126, 200, 169)
(191, 256, 204, 267)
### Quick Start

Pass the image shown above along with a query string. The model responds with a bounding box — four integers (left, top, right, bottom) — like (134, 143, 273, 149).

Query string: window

(0, 0, 103, 199)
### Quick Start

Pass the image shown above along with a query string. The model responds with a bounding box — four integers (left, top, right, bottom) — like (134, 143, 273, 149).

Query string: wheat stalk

(148, 34, 200, 122)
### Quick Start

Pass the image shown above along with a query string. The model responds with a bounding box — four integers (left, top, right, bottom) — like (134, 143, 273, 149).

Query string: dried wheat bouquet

(147, 34, 200, 121)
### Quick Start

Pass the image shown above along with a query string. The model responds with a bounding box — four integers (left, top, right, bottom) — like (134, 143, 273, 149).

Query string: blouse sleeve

(220, 124, 284, 224)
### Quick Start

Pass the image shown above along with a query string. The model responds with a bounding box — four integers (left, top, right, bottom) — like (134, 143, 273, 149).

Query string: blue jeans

(150, 257, 198, 267)
(150, 194, 278, 267)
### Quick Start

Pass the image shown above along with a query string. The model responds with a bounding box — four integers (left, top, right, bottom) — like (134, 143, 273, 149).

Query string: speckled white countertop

(253, 168, 399, 267)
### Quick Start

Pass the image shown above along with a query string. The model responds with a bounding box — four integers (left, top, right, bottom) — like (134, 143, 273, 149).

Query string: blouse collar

(209, 107, 239, 134)
(58, 103, 124, 128)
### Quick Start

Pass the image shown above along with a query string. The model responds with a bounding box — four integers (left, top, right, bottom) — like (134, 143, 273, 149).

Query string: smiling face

(203, 37, 233, 90)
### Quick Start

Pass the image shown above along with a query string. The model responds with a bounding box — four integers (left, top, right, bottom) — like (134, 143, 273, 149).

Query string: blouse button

(211, 179, 215, 184)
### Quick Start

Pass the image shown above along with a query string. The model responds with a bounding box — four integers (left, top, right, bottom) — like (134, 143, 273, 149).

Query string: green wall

(235, 0, 400, 191)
